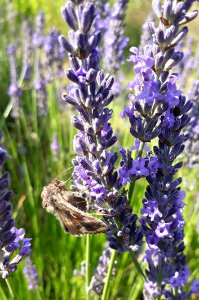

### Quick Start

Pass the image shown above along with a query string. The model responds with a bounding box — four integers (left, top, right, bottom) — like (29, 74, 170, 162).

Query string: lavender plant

(123, 0, 199, 298)
(0, 132, 31, 280)
(59, 0, 142, 254)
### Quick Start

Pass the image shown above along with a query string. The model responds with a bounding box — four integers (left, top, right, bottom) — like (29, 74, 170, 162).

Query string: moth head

(41, 185, 57, 214)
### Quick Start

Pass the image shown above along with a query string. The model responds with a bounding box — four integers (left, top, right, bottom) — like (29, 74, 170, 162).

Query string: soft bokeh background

(0, 0, 199, 299)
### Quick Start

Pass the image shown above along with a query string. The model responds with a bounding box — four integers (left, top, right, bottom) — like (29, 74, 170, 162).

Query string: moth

(41, 179, 108, 236)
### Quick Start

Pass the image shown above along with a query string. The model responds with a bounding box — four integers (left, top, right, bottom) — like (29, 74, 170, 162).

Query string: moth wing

(52, 199, 82, 236)
(79, 213, 108, 234)
(57, 209, 83, 236)
(64, 192, 87, 212)
(54, 199, 107, 236)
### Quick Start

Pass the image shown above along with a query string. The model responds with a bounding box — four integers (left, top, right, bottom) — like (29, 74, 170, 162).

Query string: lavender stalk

(123, 0, 199, 298)
(102, 0, 129, 96)
(0, 132, 31, 280)
(95, 0, 110, 41)
(103, 0, 129, 74)
(6, 45, 22, 118)
(88, 246, 116, 296)
(59, 0, 142, 253)
(33, 12, 48, 116)
(23, 257, 39, 290)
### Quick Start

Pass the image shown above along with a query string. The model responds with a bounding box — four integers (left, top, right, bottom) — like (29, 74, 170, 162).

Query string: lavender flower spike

(94, 0, 110, 42)
(89, 247, 116, 296)
(59, 0, 142, 253)
(103, 0, 129, 96)
(0, 132, 31, 279)
(23, 257, 39, 290)
(7, 45, 22, 118)
(124, 0, 199, 298)
(104, 0, 129, 74)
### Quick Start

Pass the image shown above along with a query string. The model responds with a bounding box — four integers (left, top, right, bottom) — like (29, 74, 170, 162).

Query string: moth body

(41, 179, 108, 236)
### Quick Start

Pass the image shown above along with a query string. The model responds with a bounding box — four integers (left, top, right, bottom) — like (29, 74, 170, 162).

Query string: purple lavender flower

(95, 0, 110, 38)
(51, 134, 60, 153)
(51, 134, 60, 160)
(32, 12, 45, 48)
(7, 44, 22, 118)
(123, 0, 199, 298)
(59, 0, 142, 253)
(23, 257, 39, 290)
(21, 22, 33, 82)
(103, 0, 129, 96)
(34, 62, 47, 116)
(139, 11, 155, 51)
(104, 0, 129, 73)
(0, 133, 31, 279)
(191, 279, 199, 296)
(88, 247, 116, 295)
(44, 28, 66, 80)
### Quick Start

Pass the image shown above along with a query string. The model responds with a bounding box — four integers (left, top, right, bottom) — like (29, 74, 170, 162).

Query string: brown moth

(41, 179, 108, 236)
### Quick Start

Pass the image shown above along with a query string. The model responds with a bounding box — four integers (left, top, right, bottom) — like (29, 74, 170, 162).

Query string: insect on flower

(41, 180, 108, 236)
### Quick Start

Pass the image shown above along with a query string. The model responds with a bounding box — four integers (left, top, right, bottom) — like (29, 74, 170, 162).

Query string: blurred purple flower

(23, 257, 39, 290)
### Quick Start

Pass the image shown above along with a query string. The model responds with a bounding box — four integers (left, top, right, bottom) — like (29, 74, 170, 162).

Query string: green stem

(85, 235, 90, 300)
(130, 252, 146, 280)
(128, 180, 136, 202)
(101, 249, 117, 300)
(2, 103, 13, 121)
(36, 289, 42, 300)
(5, 279, 14, 299)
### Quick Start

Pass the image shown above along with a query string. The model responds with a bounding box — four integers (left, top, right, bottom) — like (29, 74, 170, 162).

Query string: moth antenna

(61, 178, 73, 185)
(55, 166, 74, 179)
